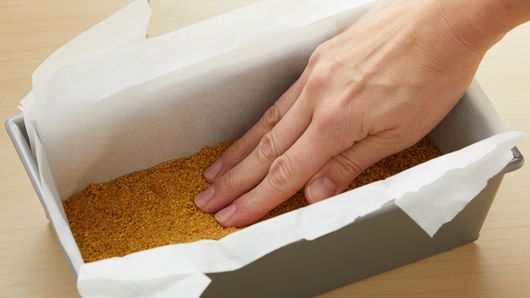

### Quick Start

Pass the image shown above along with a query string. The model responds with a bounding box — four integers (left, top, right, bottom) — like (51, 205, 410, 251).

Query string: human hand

(193, 0, 510, 227)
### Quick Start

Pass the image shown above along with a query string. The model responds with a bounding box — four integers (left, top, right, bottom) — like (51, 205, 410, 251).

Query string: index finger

(203, 70, 309, 182)
(214, 120, 350, 227)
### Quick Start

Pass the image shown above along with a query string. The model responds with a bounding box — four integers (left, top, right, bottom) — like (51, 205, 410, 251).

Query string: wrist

(434, 0, 524, 52)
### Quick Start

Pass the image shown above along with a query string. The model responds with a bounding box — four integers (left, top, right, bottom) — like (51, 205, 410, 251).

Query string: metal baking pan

(5, 81, 524, 297)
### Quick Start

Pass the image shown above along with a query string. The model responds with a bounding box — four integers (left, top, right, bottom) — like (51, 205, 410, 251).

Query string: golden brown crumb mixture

(64, 138, 441, 262)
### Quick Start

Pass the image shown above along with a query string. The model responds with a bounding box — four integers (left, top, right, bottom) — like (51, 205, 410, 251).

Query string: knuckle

(313, 109, 366, 150)
(314, 110, 341, 133)
(216, 170, 237, 193)
(306, 63, 335, 92)
(308, 44, 327, 67)
(261, 103, 282, 130)
(350, 65, 373, 86)
(267, 155, 293, 190)
(333, 152, 363, 177)
(390, 127, 421, 148)
(256, 133, 281, 164)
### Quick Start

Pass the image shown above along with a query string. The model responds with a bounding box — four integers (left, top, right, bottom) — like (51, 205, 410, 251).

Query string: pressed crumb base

(64, 138, 441, 262)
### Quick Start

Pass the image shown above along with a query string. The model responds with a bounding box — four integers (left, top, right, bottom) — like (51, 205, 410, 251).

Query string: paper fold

(76, 132, 523, 298)
(20, 0, 151, 156)
(18, 0, 524, 297)
(22, 0, 378, 200)
(395, 132, 522, 236)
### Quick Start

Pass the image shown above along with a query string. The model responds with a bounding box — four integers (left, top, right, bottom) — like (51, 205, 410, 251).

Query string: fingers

(194, 99, 313, 213)
(304, 133, 405, 203)
(203, 70, 309, 182)
(214, 121, 349, 227)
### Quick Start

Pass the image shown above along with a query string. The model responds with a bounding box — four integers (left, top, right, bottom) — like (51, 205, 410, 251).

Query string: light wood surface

(1, 1, 529, 297)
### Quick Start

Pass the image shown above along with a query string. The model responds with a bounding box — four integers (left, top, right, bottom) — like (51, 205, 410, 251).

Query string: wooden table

(1, 1, 529, 297)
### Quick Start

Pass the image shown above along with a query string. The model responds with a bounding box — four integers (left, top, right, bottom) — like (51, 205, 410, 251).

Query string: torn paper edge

(76, 132, 524, 298)
(15, 0, 524, 297)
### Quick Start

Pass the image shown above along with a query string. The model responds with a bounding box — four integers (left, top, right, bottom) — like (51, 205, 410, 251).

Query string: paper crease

(18, 0, 524, 297)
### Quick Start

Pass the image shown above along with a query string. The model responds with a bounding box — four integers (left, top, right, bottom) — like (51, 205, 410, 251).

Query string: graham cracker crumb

(64, 138, 441, 262)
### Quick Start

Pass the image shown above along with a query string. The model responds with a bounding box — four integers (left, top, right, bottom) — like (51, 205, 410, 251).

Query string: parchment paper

(19, 0, 524, 297)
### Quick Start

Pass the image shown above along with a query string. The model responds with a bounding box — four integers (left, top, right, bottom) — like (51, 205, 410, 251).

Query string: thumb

(304, 134, 405, 203)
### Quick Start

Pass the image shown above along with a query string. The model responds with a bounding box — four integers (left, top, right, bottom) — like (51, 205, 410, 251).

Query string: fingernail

(307, 176, 336, 203)
(204, 159, 223, 180)
(194, 186, 215, 209)
(215, 204, 236, 225)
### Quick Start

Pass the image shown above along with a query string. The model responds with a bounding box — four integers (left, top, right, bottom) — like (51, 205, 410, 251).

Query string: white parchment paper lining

(19, 1, 524, 297)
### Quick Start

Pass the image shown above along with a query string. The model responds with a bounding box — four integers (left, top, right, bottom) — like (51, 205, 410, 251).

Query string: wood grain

(1, 1, 528, 297)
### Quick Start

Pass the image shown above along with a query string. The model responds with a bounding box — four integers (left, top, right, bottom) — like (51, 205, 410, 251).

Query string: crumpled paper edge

(76, 132, 524, 297)
(16, 0, 525, 297)
(395, 132, 521, 236)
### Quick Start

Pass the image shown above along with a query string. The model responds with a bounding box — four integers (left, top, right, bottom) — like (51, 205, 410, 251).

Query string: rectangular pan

(5, 81, 524, 297)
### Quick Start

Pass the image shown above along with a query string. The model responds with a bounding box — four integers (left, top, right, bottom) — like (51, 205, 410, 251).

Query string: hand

(193, 0, 507, 227)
